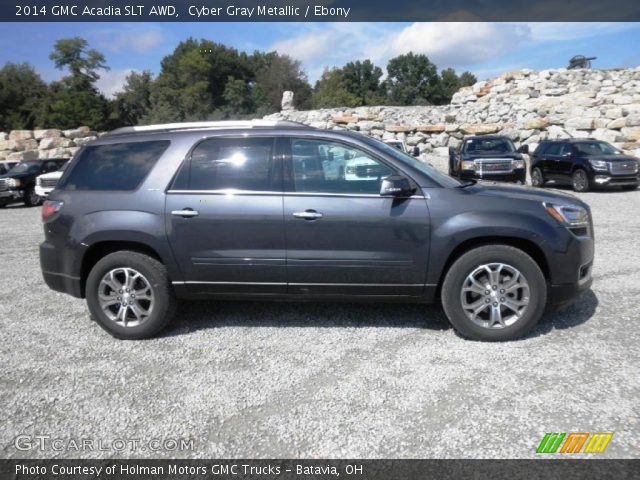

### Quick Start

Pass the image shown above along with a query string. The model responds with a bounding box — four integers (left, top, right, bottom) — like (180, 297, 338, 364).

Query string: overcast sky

(1, 22, 639, 97)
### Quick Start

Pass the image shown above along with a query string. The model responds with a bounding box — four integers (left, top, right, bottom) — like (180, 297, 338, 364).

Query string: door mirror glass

(380, 175, 415, 197)
(412, 146, 420, 157)
(448, 146, 455, 156)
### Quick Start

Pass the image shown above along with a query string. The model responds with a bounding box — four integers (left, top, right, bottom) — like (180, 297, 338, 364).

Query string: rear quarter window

(59, 140, 169, 191)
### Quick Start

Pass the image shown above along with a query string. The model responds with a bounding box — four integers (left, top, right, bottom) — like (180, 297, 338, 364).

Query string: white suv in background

(35, 161, 69, 198)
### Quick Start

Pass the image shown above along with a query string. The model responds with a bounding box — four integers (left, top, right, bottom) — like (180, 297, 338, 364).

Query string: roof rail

(104, 119, 311, 136)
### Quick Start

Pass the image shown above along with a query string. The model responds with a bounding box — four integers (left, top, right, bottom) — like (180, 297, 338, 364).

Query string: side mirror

(412, 146, 420, 157)
(517, 145, 529, 154)
(448, 146, 455, 156)
(380, 175, 415, 197)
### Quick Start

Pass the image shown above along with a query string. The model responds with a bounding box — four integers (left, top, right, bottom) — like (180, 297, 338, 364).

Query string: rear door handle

(171, 208, 199, 218)
(293, 210, 323, 220)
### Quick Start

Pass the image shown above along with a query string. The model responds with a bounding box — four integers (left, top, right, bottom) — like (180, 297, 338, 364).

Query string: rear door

(282, 137, 430, 296)
(542, 142, 563, 180)
(166, 136, 286, 295)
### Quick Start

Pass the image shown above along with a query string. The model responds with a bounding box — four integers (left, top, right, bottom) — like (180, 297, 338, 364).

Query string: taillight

(41, 200, 63, 222)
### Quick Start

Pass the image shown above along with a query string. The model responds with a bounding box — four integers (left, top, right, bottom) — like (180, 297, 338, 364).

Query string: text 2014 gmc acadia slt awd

(40, 121, 594, 341)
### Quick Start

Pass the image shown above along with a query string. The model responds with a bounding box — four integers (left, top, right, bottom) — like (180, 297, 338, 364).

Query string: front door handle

(171, 208, 199, 218)
(293, 210, 323, 220)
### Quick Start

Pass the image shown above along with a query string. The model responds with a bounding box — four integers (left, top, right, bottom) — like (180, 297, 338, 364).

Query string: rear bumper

(40, 241, 83, 298)
(460, 168, 526, 183)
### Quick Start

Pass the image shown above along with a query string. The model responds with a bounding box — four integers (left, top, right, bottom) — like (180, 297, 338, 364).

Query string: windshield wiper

(457, 179, 477, 188)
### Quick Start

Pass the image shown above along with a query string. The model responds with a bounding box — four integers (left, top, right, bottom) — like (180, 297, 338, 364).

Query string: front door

(166, 136, 286, 295)
(283, 137, 430, 296)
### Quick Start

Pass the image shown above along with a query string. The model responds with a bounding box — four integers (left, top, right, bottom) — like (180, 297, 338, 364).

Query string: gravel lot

(0, 173, 638, 459)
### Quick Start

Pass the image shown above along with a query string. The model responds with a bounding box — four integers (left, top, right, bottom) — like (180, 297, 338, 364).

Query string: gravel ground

(0, 172, 638, 459)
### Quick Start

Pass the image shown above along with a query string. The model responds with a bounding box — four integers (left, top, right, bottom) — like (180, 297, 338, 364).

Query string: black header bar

(4, 0, 640, 22)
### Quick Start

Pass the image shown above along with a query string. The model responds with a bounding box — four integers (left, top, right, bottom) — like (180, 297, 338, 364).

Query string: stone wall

(0, 127, 98, 161)
(265, 68, 640, 158)
(3, 68, 640, 162)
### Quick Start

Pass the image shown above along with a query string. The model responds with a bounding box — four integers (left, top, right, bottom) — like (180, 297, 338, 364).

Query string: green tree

(385, 52, 439, 105)
(146, 38, 254, 122)
(114, 70, 154, 125)
(38, 37, 111, 130)
(251, 53, 312, 114)
(0, 62, 47, 130)
(223, 76, 255, 115)
(341, 60, 384, 106)
(49, 37, 108, 87)
(459, 71, 477, 87)
(312, 68, 360, 108)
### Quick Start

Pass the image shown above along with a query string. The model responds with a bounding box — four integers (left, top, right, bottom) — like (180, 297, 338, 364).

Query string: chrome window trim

(167, 189, 425, 199)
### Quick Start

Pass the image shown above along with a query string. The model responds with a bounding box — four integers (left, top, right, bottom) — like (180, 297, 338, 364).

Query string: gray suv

(40, 121, 594, 341)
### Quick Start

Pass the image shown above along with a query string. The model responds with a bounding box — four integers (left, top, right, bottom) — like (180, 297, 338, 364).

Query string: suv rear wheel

(86, 251, 176, 339)
(441, 245, 546, 341)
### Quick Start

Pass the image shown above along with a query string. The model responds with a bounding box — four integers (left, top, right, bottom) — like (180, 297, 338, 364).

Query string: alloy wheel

(460, 263, 530, 329)
(98, 267, 155, 327)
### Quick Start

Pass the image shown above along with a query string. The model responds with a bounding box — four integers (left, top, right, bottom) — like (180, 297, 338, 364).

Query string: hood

(0, 171, 35, 180)
(38, 170, 64, 180)
(467, 181, 587, 207)
(462, 152, 523, 160)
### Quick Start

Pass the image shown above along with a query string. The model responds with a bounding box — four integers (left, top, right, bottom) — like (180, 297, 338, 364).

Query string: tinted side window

(290, 139, 394, 194)
(184, 137, 275, 191)
(544, 143, 562, 155)
(60, 141, 169, 191)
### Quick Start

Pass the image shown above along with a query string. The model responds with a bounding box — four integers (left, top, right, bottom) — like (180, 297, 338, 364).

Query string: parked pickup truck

(449, 135, 527, 184)
(35, 160, 69, 198)
(0, 158, 68, 207)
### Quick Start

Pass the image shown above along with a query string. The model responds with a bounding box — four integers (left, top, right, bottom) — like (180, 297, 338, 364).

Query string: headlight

(6, 178, 20, 188)
(544, 202, 590, 228)
(513, 159, 525, 169)
(589, 159, 608, 171)
(461, 160, 476, 170)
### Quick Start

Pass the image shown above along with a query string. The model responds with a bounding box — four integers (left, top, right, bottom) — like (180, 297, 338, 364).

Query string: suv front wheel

(86, 251, 176, 339)
(441, 245, 547, 341)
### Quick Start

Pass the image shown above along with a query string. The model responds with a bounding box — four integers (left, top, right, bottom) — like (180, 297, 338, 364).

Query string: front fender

(427, 210, 567, 285)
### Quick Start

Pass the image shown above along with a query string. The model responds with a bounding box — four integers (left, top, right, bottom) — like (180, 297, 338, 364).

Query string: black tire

(531, 167, 545, 187)
(621, 184, 638, 191)
(571, 168, 591, 192)
(24, 187, 41, 207)
(86, 250, 176, 339)
(441, 245, 547, 341)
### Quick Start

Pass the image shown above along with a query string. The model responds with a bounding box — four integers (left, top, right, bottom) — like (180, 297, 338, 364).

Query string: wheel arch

(435, 236, 550, 298)
(80, 241, 164, 297)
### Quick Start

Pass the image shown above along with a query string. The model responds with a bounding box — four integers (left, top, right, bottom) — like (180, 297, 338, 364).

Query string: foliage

(1, 36, 479, 130)
(0, 63, 47, 130)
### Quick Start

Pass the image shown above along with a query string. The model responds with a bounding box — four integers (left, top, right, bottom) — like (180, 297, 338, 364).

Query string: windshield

(369, 137, 461, 187)
(8, 161, 41, 175)
(463, 137, 516, 154)
(574, 141, 621, 156)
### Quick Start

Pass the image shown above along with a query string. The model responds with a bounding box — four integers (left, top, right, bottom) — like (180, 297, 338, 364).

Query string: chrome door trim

(167, 189, 425, 199)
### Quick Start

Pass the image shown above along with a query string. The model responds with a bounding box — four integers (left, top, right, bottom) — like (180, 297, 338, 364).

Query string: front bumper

(0, 189, 23, 203)
(546, 230, 594, 306)
(459, 168, 526, 184)
(35, 186, 53, 197)
(592, 173, 639, 187)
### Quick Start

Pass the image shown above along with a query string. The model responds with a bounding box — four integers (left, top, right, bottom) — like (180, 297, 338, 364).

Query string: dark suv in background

(40, 121, 594, 341)
(0, 158, 68, 207)
(449, 135, 527, 184)
(531, 139, 639, 192)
